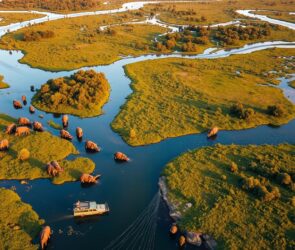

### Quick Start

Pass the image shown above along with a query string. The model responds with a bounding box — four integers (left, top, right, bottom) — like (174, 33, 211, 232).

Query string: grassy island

(32, 69, 110, 117)
(0, 188, 44, 250)
(162, 144, 295, 249)
(112, 49, 295, 146)
(0, 114, 95, 184)
(0, 13, 166, 71)
(0, 74, 9, 88)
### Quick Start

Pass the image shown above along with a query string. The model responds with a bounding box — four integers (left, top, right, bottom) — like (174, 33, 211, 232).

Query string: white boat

(73, 201, 109, 217)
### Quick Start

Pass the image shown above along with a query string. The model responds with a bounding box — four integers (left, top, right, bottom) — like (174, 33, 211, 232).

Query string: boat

(73, 201, 110, 217)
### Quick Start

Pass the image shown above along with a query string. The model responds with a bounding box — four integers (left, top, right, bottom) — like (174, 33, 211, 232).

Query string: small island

(32, 69, 110, 117)
(161, 144, 295, 249)
(0, 188, 44, 250)
(0, 114, 95, 184)
(0, 75, 9, 89)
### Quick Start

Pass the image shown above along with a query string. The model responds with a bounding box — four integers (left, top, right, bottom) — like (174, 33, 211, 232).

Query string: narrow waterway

(0, 2, 295, 249)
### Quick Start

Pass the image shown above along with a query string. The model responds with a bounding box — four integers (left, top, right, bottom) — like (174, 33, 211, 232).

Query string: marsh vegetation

(163, 143, 295, 249)
(0, 188, 44, 250)
(0, 13, 166, 70)
(112, 49, 295, 146)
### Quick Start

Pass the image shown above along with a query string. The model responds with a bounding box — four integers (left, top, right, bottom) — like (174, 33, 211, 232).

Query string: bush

(230, 162, 238, 172)
(277, 173, 292, 185)
(129, 128, 136, 138)
(267, 104, 286, 117)
(230, 103, 255, 120)
(23, 30, 54, 41)
(18, 148, 30, 161)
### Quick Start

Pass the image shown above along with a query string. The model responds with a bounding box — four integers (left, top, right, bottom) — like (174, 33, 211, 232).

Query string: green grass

(0, 12, 44, 26)
(0, 188, 44, 250)
(111, 48, 295, 146)
(0, 13, 166, 71)
(162, 143, 295, 249)
(0, 74, 9, 88)
(0, 114, 95, 184)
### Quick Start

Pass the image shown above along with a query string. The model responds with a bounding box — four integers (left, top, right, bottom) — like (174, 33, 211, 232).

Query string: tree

(129, 128, 136, 138)
(267, 104, 286, 117)
(18, 148, 30, 161)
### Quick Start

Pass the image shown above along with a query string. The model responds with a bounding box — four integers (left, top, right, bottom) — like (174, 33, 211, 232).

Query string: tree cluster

(214, 23, 272, 46)
(22, 30, 54, 41)
(230, 103, 255, 121)
(155, 26, 210, 52)
(34, 69, 109, 110)
(267, 104, 286, 117)
(241, 176, 281, 202)
(0, 0, 100, 11)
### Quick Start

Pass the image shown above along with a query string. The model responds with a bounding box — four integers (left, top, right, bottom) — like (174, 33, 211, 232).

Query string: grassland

(32, 70, 110, 117)
(0, 188, 44, 250)
(142, 0, 295, 25)
(111, 48, 295, 146)
(162, 143, 295, 249)
(0, 74, 9, 88)
(0, 114, 95, 184)
(0, 13, 166, 71)
(0, 12, 44, 26)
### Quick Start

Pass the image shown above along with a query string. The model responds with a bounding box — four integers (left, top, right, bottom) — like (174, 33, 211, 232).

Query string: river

(0, 2, 295, 249)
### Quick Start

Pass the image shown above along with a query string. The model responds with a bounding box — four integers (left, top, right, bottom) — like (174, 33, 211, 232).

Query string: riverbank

(161, 143, 295, 249)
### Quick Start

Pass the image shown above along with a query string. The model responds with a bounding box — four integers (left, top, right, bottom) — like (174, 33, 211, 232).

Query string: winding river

(0, 1, 295, 249)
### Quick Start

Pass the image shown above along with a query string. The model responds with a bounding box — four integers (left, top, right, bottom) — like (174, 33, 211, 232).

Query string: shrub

(267, 104, 286, 117)
(129, 128, 136, 138)
(230, 162, 238, 172)
(277, 172, 292, 185)
(18, 148, 30, 161)
(230, 103, 255, 120)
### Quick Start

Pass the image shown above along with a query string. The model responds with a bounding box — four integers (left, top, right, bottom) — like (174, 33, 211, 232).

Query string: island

(0, 114, 95, 184)
(0, 188, 44, 250)
(32, 69, 110, 117)
(112, 48, 295, 146)
(160, 143, 295, 249)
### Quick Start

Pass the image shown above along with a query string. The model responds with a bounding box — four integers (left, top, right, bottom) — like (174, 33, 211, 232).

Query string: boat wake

(104, 191, 160, 250)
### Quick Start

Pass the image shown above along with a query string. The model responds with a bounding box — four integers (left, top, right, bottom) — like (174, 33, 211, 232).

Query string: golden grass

(142, 0, 295, 25)
(0, 114, 95, 184)
(0, 13, 166, 71)
(0, 12, 44, 26)
(163, 143, 295, 249)
(111, 48, 295, 146)
(0, 188, 44, 250)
